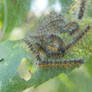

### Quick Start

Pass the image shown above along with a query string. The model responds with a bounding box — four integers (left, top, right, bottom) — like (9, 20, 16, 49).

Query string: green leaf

(59, 0, 73, 13)
(2, 0, 30, 40)
(0, 40, 82, 92)
(86, 2, 92, 17)
(57, 67, 92, 92)
(0, 40, 30, 92)
(85, 55, 92, 77)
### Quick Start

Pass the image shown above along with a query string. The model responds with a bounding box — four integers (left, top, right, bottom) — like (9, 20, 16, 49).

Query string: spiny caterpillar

(24, 10, 91, 67)
(39, 59, 84, 67)
(78, 0, 88, 19)
(64, 22, 80, 35)
(32, 34, 65, 58)
(24, 39, 42, 62)
(37, 11, 65, 34)
(65, 25, 90, 50)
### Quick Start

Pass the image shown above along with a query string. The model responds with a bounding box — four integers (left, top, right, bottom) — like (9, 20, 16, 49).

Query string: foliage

(0, 0, 30, 40)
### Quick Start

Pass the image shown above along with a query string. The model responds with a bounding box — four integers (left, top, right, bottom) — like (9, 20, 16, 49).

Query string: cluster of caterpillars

(25, 9, 90, 67)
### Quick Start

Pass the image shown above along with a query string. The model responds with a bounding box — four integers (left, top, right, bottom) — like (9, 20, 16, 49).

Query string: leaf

(86, 2, 92, 17)
(0, 40, 82, 92)
(0, 40, 30, 92)
(57, 66, 92, 92)
(85, 55, 92, 77)
(59, 0, 73, 13)
(2, 0, 31, 40)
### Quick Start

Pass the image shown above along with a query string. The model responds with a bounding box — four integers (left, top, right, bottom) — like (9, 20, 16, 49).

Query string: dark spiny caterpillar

(63, 22, 80, 35)
(35, 11, 66, 34)
(25, 10, 91, 67)
(65, 25, 90, 50)
(37, 17, 65, 34)
(78, 0, 88, 19)
(35, 34, 65, 58)
(39, 59, 84, 67)
(34, 41, 65, 58)
(24, 39, 42, 62)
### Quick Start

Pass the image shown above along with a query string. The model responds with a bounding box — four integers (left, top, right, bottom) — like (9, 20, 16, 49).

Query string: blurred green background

(0, 0, 92, 92)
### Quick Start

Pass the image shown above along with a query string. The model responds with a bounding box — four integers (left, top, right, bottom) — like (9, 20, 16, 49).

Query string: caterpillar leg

(65, 25, 90, 51)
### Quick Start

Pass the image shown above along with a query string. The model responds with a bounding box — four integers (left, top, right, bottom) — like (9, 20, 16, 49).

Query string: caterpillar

(36, 11, 65, 34)
(35, 42, 62, 58)
(37, 18, 65, 34)
(39, 59, 84, 67)
(47, 34, 65, 57)
(24, 39, 42, 62)
(29, 34, 47, 41)
(65, 25, 90, 50)
(78, 0, 88, 19)
(34, 34, 66, 58)
(29, 34, 65, 58)
(63, 22, 80, 35)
